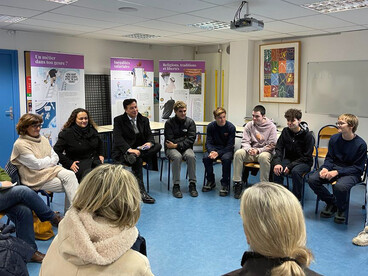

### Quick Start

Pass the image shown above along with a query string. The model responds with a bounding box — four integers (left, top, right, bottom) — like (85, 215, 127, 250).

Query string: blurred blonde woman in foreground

(224, 182, 321, 276)
(40, 164, 154, 276)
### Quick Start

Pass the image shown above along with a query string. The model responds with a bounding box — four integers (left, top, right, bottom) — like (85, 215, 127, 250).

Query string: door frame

(0, 49, 20, 146)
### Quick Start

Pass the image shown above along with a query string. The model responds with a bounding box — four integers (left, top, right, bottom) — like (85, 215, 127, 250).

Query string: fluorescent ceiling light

(0, 15, 27, 23)
(46, 0, 79, 4)
(123, 33, 160, 39)
(302, 0, 368, 14)
(188, 21, 230, 30)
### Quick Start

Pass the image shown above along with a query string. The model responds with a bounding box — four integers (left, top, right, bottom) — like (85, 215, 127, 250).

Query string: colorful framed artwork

(259, 41, 300, 103)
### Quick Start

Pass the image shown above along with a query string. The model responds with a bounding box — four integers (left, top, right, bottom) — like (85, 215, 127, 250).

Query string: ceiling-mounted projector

(230, 1, 264, 32)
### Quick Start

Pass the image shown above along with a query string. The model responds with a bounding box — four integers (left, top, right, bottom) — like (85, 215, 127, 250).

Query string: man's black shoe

(233, 182, 243, 199)
(219, 185, 229, 197)
(320, 204, 337, 218)
(334, 210, 346, 224)
(189, 182, 198, 197)
(172, 184, 183, 198)
(202, 181, 216, 192)
(141, 191, 155, 204)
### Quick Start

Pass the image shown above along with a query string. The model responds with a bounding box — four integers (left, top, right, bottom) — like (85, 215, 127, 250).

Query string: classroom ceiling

(1, 0, 368, 46)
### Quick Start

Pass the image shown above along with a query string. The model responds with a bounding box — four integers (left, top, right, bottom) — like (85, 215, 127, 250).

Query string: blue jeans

(0, 185, 55, 250)
(203, 151, 233, 187)
(272, 159, 311, 200)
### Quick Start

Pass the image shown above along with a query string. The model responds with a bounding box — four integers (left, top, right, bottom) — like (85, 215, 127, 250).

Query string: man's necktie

(131, 119, 139, 134)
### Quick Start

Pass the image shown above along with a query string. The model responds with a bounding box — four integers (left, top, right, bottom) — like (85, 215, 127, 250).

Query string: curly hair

(284, 109, 302, 121)
(62, 108, 98, 130)
(173, 101, 187, 112)
(16, 113, 43, 135)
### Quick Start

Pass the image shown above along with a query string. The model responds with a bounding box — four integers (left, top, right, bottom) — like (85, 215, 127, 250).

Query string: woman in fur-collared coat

(40, 164, 154, 276)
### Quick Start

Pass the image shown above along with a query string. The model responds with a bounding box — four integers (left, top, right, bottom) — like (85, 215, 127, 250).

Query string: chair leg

(315, 196, 320, 214)
(146, 165, 150, 193)
(203, 169, 207, 188)
(168, 160, 171, 191)
(301, 177, 305, 208)
(160, 158, 164, 181)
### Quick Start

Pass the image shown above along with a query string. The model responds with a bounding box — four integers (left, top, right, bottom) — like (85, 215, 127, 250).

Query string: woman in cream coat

(40, 164, 153, 276)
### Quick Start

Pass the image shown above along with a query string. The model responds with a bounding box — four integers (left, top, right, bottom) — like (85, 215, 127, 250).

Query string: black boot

(233, 182, 243, 199)
(139, 181, 155, 204)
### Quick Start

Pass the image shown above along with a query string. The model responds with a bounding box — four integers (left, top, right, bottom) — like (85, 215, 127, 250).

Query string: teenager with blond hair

(224, 182, 320, 276)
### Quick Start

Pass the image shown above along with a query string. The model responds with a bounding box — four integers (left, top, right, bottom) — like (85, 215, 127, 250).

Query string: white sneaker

(352, 226, 368, 246)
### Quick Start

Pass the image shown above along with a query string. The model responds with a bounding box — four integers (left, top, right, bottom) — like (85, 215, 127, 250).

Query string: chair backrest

(317, 125, 338, 146)
(4, 160, 20, 184)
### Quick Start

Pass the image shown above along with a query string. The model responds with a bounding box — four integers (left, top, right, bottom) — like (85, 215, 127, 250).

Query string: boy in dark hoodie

(272, 109, 314, 201)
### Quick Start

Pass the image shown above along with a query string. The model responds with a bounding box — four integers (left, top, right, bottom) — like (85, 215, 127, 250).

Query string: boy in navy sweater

(202, 107, 235, 196)
(308, 114, 367, 224)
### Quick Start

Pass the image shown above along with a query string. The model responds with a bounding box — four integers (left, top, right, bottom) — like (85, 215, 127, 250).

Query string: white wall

(227, 40, 254, 127)
(0, 29, 194, 114)
(228, 30, 368, 141)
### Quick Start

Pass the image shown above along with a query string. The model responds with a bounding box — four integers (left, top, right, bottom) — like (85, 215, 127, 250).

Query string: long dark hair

(63, 108, 98, 130)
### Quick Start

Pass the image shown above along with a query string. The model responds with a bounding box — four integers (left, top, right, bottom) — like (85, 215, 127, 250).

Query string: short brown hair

(173, 101, 187, 112)
(338, 113, 359, 133)
(16, 113, 43, 135)
(284, 109, 302, 121)
(213, 107, 226, 118)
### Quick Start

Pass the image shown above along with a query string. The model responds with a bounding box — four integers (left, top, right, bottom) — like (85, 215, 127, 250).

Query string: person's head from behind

(337, 113, 358, 134)
(173, 101, 187, 120)
(240, 182, 313, 275)
(213, 107, 227, 127)
(16, 113, 43, 137)
(252, 105, 266, 125)
(123, 99, 138, 119)
(72, 164, 141, 228)
(284, 109, 302, 132)
(63, 108, 97, 129)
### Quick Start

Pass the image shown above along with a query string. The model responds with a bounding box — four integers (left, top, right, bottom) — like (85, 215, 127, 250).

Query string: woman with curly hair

(54, 108, 104, 182)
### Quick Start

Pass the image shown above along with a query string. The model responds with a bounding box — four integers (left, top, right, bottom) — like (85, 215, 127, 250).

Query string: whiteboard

(306, 60, 368, 118)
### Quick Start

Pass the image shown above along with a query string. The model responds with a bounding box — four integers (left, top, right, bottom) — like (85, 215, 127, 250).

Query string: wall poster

(26, 51, 85, 145)
(110, 58, 154, 121)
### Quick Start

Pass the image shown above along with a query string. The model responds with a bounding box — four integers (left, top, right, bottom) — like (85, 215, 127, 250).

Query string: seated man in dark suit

(112, 98, 161, 204)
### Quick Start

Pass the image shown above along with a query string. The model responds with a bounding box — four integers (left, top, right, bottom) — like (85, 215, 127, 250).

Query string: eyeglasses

(335, 122, 347, 126)
(30, 123, 42, 129)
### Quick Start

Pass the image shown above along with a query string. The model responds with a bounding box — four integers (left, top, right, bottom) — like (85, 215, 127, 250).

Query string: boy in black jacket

(272, 109, 314, 200)
(164, 101, 197, 198)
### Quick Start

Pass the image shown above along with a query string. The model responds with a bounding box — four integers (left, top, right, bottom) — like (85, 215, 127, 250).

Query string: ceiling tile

(284, 14, 355, 29)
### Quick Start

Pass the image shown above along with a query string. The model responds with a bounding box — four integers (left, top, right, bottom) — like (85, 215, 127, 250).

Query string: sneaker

(320, 204, 337, 218)
(334, 210, 346, 224)
(189, 182, 198, 197)
(172, 184, 183, 198)
(233, 182, 243, 199)
(219, 186, 229, 197)
(202, 180, 216, 192)
(352, 226, 368, 246)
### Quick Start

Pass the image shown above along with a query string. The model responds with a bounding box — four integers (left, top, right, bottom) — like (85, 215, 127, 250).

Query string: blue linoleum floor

(10, 154, 368, 276)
